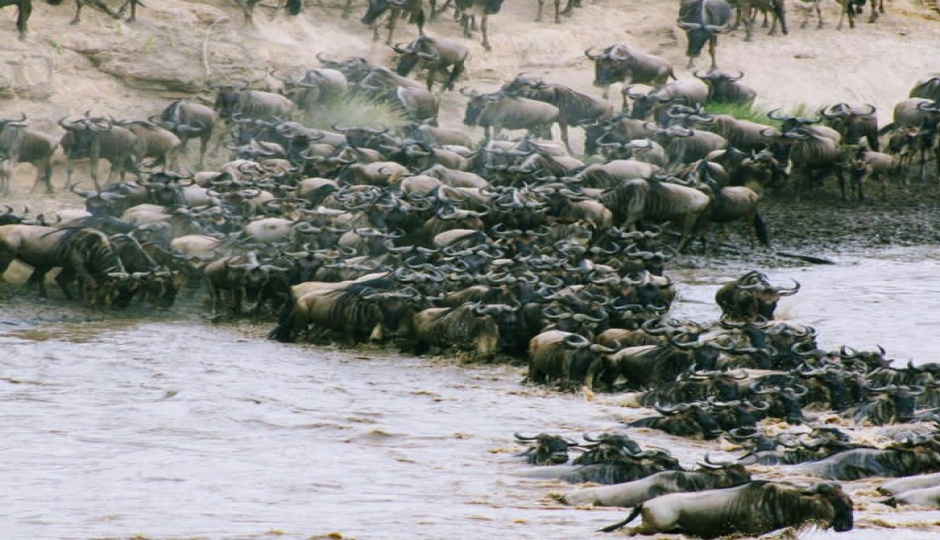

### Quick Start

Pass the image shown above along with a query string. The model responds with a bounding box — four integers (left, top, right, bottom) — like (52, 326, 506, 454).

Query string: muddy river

(3, 248, 940, 539)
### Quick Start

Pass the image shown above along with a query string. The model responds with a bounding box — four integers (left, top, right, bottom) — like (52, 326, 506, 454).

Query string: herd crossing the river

(1, 1, 940, 538)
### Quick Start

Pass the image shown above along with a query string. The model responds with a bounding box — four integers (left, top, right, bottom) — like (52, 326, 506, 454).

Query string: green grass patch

(304, 91, 410, 132)
(704, 101, 820, 128)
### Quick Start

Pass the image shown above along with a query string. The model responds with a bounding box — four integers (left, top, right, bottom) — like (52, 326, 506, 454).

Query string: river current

(3, 248, 940, 539)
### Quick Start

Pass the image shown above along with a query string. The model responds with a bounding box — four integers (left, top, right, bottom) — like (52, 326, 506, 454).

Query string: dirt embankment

(0, 0, 939, 257)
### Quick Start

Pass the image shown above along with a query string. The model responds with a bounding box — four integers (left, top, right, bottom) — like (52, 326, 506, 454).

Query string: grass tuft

(304, 91, 410, 132)
(704, 101, 820, 128)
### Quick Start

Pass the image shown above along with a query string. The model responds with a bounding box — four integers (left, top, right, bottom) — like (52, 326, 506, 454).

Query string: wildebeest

(629, 401, 723, 439)
(519, 448, 683, 485)
(0, 224, 125, 303)
(455, 0, 506, 51)
(0, 114, 58, 194)
(693, 70, 756, 104)
(821, 102, 879, 150)
(677, 0, 734, 71)
(882, 485, 940, 508)
(847, 147, 895, 201)
(599, 480, 853, 536)
(624, 79, 710, 122)
(879, 470, 940, 497)
(149, 100, 219, 169)
(561, 458, 752, 507)
(694, 171, 769, 249)
(585, 45, 676, 100)
(235, 0, 302, 25)
(501, 74, 614, 152)
(392, 36, 469, 91)
(514, 432, 577, 465)
(796, 0, 882, 30)
(59, 113, 145, 190)
(535, 0, 577, 23)
(361, 0, 428, 45)
(599, 177, 711, 252)
(270, 273, 413, 345)
(461, 89, 561, 140)
(730, 0, 787, 40)
(527, 330, 604, 391)
(715, 270, 799, 322)
(910, 75, 940, 102)
(796, 438, 940, 480)
(409, 302, 510, 358)
(209, 82, 295, 123)
(61, 0, 140, 25)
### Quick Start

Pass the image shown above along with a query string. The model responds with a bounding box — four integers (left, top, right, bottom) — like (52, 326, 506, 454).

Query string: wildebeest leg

(198, 133, 211, 169)
(341, 0, 353, 18)
(708, 38, 718, 71)
(560, 123, 571, 153)
(481, 14, 491, 51)
(71, 0, 83, 25)
(414, 6, 426, 36)
(0, 160, 11, 194)
(55, 267, 76, 300)
(90, 149, 102, 191)
(117, 0, 138, 23)
(444, 61, 464, 91)
(27, 267, 52, 298)
(536, 0, 543, 22)
(15, 0, 31, 39)
(868, 0, 878, 22)
(461, 12, 471, 37)
(32, 158, 54, 194)
(383, 9, 398, 45)
(554, 0, 561, 23)
(837, 1, 850, 30)
(64, 157, 76, 189)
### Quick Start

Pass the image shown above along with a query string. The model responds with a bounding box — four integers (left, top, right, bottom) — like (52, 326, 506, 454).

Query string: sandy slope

(0, 0, 936, 187)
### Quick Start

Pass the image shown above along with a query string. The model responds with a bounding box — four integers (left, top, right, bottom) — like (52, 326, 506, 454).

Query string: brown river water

(3, 248, 940, 539)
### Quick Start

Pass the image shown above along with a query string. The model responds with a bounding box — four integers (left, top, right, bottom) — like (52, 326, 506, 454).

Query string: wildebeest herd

(2, 0, 940, 538)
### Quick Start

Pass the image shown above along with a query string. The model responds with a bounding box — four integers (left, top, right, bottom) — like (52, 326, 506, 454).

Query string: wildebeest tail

(269, 295, 296, 342)
(754, 212, 771, 246)
(287, 0, 302, 15)
(598, 504, 644, 533)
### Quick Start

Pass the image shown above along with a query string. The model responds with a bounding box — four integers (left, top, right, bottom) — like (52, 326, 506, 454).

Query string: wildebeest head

(820, 103, 876, 146)
(676, 0, 733, 59)
(585, 44, 632, 88)
(805, 482, 854, 532)
(575, 432, 644, 465)
(909, 76, 940, 102)
(514, 432, 576, 465)
(0, 112, 28, 140)
(715, 270, 800, 323)
(59, 113, 113, 158)
(655, 401, 722, 439)
(866, 384, 925, 423)
(461, 88, 501, 127)
(392, 37, 439, 77)
(209, 82, 249, 120)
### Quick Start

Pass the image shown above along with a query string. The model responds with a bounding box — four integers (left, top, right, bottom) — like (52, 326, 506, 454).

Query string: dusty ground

(1, 0, 939, 264)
